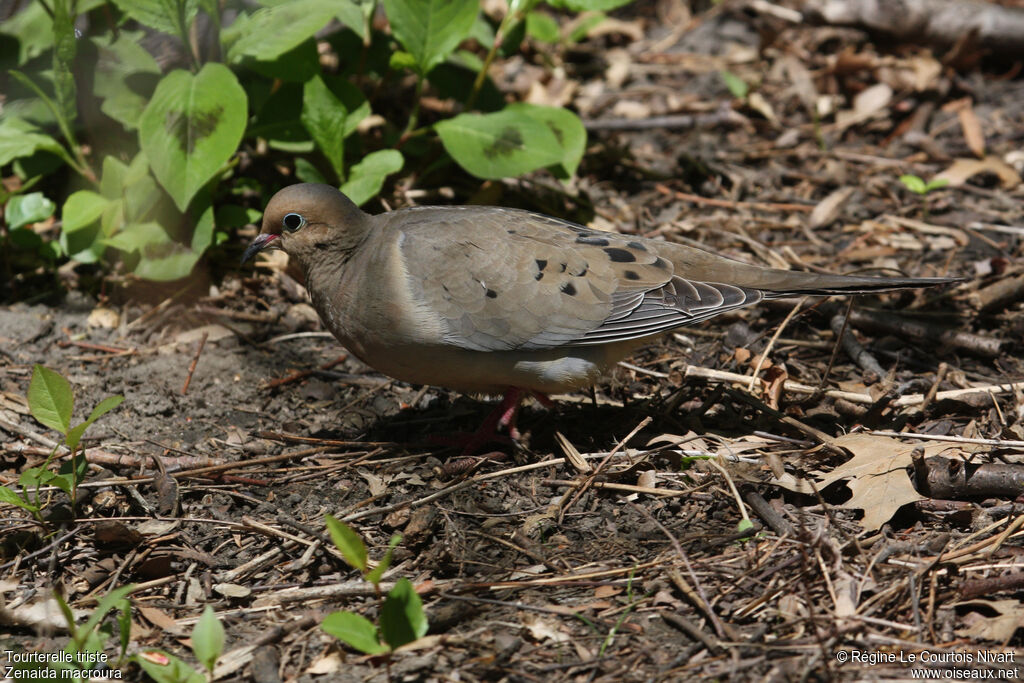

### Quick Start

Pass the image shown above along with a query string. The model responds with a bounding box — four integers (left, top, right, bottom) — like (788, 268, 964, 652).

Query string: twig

(181, 332, 209, 395)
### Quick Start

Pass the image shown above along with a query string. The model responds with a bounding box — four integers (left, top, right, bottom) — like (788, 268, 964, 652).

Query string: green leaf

(720, 70, 748, 99)
(0, 1, 53, 63)
(0, 117, 65, 167)
(526, 11, 560, 43)
(301, 76, 352, 181)
(321, 611, 387, 655)
(294, 158, 327, 184)
(92, 33, 161, 130)
(365, 533, 402, 585)
(51, 0, 78, 129)
(383, 0, 479, 75)
(548, 0, 630, 10)
(899, 174, 927, 195)
(435, 107, 563, 179)
(139, 63, 246, 211)
(109, 0, 199, 38)
(28, 365, 73, 435)
(925, 178, 950, 192)
(0, 486, 38, 513)
(192, 605, 224, 675)
(340, 150, 404, 206)
(5, 192, 55, 230)
(567, 11, 605, 43)
(66, 395, 124, 451)
(225, 0, 340, 63)
(508, 102, 586, 178)
(105, 222, 202, 281)
(243, 39, 320, 83)
(379, 578, 427, 649)
(62, 191, 110, 233)
(325, 515, 368, 572)
(136, 651, 207, 683)
(336, 0, 375, 40)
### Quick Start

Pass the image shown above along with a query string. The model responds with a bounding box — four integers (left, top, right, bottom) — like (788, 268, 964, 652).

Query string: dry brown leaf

(954, 599, 1024, 642)
(936, 157, 1022, 189)
(958, 104, 986, 158)
(810, 187, 856, 229)
(772, 433, 952, 531)
(835, 83, 892, 130)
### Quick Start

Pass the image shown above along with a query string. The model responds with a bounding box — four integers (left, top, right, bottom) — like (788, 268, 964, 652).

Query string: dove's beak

(241, 233, 280, 265)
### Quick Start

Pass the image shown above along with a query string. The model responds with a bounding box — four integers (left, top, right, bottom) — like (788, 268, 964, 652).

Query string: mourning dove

(243, 183, 957, 444)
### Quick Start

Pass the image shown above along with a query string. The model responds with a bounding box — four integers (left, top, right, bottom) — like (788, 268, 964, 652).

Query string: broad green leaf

(336, 0, 375, 40)
(294, 158, 327, 184)
(0, 486, 38, 513)
(325, 515, 367, 571)
(899, 175, 927, 195)
(925, 178, 950, 192)
(340, 150, 404, 206)
(106, 222, 203, 281)
(28, 365, 73, 435)
(526, 11, 560, 43)
(62, 191, 109, 233)
(720, 70, 748, 99)
(225, 0, 340, 63)
(66, 395, 124, 451)
(506, 102, 586, 178)
(110, 0, 199, 37)
(321, 611, 387, 655)
(0, 1, 53, 62)
(139, 64, 246, 211)
(243, 39, 320, 83)
(379, 578, 427, 649)
(435, 108, 563, 179)
(0, 117, 65, 167)
(5, 192, 55, 230)
(301, 76, 351, 181)
(92, 33, 161, 130)
(383, 0, 478, 75)
(192, 606, 224, 674)
(136, 651, 206, 683)
(191, 200, 216, 255)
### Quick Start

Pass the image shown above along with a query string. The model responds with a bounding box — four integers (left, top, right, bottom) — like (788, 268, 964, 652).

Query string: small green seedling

(137, 605, 224, 683)
(9, 585, 135, 682)
(899, 174, 949, 219)
(321, 516, 428, 662)
(0, 365, 123, 521)
(899, 174, 949, 196)
(720, 70, 749, 99)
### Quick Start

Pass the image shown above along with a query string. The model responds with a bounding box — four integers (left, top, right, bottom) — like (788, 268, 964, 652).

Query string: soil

(3, 3, 1024, 682)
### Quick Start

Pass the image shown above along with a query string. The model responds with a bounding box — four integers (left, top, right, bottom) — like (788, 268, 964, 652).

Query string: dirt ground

(3, 2, 1024, 681)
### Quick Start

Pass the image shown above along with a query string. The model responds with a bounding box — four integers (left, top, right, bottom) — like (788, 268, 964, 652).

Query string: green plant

(9, 585, 135, 682)
(1, 0, 631, 284)
(0, 365, 123, 522)
(136, 604, 224, 683)
(899, 174, 948, 219)
(321, 515, 427, 663)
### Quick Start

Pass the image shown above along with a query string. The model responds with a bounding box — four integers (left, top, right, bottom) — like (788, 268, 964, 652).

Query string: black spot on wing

(623, 270, 640, 280)
(604, 247, 636, 263)
(561, 282, 577, 296)
(627, 241, 647, 251)
(485, 289, 497, 298)
(576, 234, 610, 246)
(536, 259, 548, 271)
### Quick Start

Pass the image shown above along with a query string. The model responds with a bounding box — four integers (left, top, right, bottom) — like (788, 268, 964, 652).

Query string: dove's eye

(282, 213, 306, 232)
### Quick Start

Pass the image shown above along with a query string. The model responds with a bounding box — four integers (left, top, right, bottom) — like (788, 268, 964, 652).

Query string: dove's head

(242, 183, 370, 267)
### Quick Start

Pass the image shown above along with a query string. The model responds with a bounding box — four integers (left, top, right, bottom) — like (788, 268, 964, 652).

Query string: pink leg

(431, 387, 548, 455)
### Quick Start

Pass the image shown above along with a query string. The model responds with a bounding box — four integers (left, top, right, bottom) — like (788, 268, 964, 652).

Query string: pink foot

(430, 387, 549, 455)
